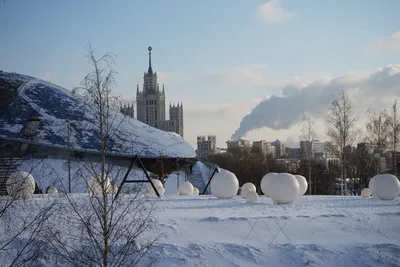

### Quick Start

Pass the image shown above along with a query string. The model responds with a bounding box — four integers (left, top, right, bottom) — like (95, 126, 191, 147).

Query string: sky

(1, 0, 400, 148)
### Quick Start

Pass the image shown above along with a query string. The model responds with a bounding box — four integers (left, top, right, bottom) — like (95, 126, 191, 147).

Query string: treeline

(207, 92, 400, 196)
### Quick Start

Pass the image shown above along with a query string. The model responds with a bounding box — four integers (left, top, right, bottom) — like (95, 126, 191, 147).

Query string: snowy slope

(0, 71, 195, 158)
(2, 195, 399, 266)
(152, 195, 400, 267)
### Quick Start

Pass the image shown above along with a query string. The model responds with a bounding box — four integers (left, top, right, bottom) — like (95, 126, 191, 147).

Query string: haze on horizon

(1, 0, 400, 149)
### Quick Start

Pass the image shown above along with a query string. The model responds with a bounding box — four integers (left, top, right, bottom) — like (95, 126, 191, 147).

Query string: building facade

(226, 139, 251, 153)
(252, 140, 275, 157)
(120, 103, 135, 118)
(136, 47, 184, 137)
(271, 139, 286, 158)
(196, 135, 218, 159)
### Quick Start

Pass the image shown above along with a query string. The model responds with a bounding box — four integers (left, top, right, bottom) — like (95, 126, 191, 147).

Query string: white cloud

(232, 64, 400, 141)
(256, 0, 295, 23)
(203, 64, 277, 86)
(366, 31, 400, 52)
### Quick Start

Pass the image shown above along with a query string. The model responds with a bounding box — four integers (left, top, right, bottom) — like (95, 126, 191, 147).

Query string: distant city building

(286, 147, 301, 159)
(300, 140, 334, 159)
(271, 139, 286, 158)
(252, 140, 275, 157)
(226, 139, 251, 153)
(196, 135, 219, 159)
(136, 47, 184, 137)
(120, 103, 135, 118)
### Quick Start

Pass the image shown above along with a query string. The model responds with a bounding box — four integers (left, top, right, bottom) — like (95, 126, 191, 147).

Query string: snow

(0, 71, 195, 158)
(1, 195, 399, 266)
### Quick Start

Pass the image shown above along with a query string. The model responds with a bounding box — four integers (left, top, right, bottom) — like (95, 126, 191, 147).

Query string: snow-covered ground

(3, 194, 398, 266)
(151, 195, 400, 267)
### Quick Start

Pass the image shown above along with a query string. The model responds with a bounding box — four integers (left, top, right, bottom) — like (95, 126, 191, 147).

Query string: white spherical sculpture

(361, 188, 371, 197)
(368, 177, 377, 194)
(261, 172, 278, 196)
(268, 173, 299, 204)
(294, 175, 308, 196)
(178, 182, 194, 195)
(242, 182, 256, 193)
(193, 187, 199, 196)
(88, 176, 111, 196)
(46, 186, 58, 194)
(370, 174, 400, 200)
(210, 171, 239, 199)
(6, 171, 35, 199)
(241, 187, 250, 199)
(246, 191, 259, 203)
(152, 179, 163, 188)
(155, 185, 165, 196)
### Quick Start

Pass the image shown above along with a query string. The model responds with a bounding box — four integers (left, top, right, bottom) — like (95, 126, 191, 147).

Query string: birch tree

(300, 114, 316, 194)
(326, 90, 357, 195)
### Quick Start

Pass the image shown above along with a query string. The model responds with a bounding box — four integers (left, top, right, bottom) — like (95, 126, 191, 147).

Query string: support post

(135, 155, 161, 197)
(201, 167, 219, 195)
(115, 156, 136, 199)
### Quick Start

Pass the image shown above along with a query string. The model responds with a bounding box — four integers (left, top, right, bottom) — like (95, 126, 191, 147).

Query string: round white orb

(6, 171, 35, 199)
(178, 182, 194, 195)
(152, 179, 163, 188)
(246, 190, 259, 203)
(193, 187, 199, 196)
(371, 174, 400, 200)
(210, 171, 239, 199)
(241, 187, 250, 198)
(268, 173, 299, 204)
(261, 172, 278, 196)
(368, 176, 377, 195)
(361, 188, 371, 197)
(88, 176, 111, 196)
(155, 185, 165, 196)
(294, 175, 308, 196)
(242, 182, 256, 192)
(46, 186, 58, 194)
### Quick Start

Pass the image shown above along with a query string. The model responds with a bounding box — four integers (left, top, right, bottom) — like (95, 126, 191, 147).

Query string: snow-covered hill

(0, 71, 195, 158)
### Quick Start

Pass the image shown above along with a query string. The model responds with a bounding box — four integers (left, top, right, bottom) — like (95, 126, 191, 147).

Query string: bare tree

(384, 99, 400, 176)
(43, 46, 159, 267)
(326, 90, 358, 195)
(299, 114, 316, 195)
(365, 109, 390, 173)
(0, 159, 57, 266)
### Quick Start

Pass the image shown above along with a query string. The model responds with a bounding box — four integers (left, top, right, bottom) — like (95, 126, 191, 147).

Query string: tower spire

(148, 46, 153, 74)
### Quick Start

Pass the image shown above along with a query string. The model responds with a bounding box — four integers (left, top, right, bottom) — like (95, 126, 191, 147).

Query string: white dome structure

(361, 188, 371, 197)
(46, 186, 58, 194)
(261, 172, 278, 196)
(178, 182, 194, 195)
(246, 191, 259, 203)
(88, 176, 111, 196)
(370, 174, 400, 200)
(6, 171, 35, 199)
(268, 173, 299, 204)
(211, 171, 239, 199)
(155, 185, 165, 196)
(241, 187, 250, 198)
(242, 182, 256, 193)
(294, 175, 308, 196)
(193, 187, 199, 196)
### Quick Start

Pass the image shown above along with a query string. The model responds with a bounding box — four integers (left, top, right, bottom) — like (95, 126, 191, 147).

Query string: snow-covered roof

(0, 71, 195, 158)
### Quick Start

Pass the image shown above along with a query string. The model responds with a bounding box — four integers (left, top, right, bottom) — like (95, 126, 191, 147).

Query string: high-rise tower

(136, 47, 184, 137)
